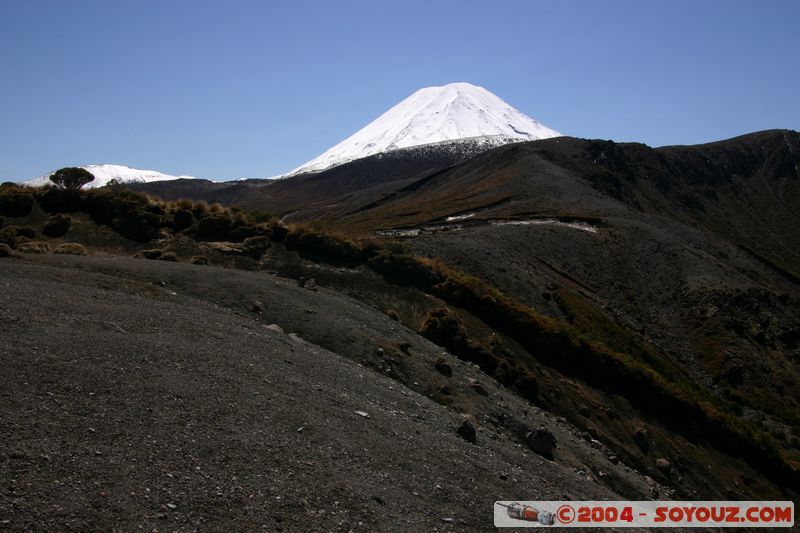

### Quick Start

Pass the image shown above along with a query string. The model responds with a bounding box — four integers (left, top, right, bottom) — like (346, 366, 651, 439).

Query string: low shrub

(42, 214, 72, 237)
(38, 188, 84, 213)
(0, 184, 35, 217)
(172, 208, 194, 231)
(192, 215, 235, 241)
(113, 210, 162, 242)
(0, 226, 37, 249)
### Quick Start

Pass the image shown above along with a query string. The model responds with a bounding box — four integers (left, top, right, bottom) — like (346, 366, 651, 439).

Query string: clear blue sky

(2, 0, 798, 181)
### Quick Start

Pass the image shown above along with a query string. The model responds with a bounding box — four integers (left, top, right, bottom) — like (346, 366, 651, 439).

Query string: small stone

(656, 457, 672, 474)
(634, 428, 649, 451)
(525, 426, 557, 458)
(251, 300, 263, 313)
(0, 243, 19, 258)
(457, 419, 477, 444)
(166, 503, 177, 510)
(305, 278, 317, 291)
(265, 324, 284, 334)
(468, 378, 488, 396)
(435, 357, 452, 377)
(354, 411, 369, 418)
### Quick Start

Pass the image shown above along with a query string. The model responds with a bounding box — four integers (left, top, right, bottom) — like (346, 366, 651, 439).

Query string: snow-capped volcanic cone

(288, 82, 561, 175)
(24, 164, 199, 188)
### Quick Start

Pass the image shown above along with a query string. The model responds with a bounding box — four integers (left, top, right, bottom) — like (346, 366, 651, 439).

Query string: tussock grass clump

(53, 243, 88, 255)
(16, 240, 50, 254)
(283, 224, 373, 266)
(0, 225, 37, 249)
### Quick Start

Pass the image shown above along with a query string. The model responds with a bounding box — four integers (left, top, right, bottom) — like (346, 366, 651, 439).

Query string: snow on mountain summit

(24, 164, 200, 188)
(288, 82, 561, 175)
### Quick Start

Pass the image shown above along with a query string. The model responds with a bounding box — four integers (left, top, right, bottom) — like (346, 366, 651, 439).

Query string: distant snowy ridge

(287, 82, 561, 176)
(24, 164, 200, 188)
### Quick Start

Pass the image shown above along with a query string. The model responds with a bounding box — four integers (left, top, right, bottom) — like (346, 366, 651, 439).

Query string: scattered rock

(206, 241, 245, 255)
(354, 410, 369, 418)
(656, 457, 672, 474)
(435, 357, 452, 377)
(386, 310, 401, 321)
(190, 255, 208, 265)
(525, 426, 556, 458)
(158, 252, 178, 262)
(304, 278, 317, 291)
(633, 428, 649, 452)
(137, 249, 162, 260)
(166, 503, 177, 510)
(53, 243, 88, 255)
(468, 378, 488, 396)
(265, 323, 284, 333)
(457, 419, 477, 444)
(251, 300, 264, 314)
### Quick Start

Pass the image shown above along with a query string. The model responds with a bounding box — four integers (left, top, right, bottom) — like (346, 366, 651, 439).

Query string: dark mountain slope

(133, 140, 490, 225)
(1, 254, 653, 531)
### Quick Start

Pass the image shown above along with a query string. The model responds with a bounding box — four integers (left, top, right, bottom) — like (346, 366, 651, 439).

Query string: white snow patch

(490, 219, 598, 233)
(445, 212, 476, 222)
(23, 164, 200, 189)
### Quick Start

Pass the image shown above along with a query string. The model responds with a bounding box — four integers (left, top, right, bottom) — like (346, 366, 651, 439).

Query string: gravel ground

(1, 254, 665, 532)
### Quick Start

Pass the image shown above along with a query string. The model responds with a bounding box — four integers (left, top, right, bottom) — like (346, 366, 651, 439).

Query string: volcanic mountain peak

(287, 82, 561, 175)
(24, 164, 200, 188)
